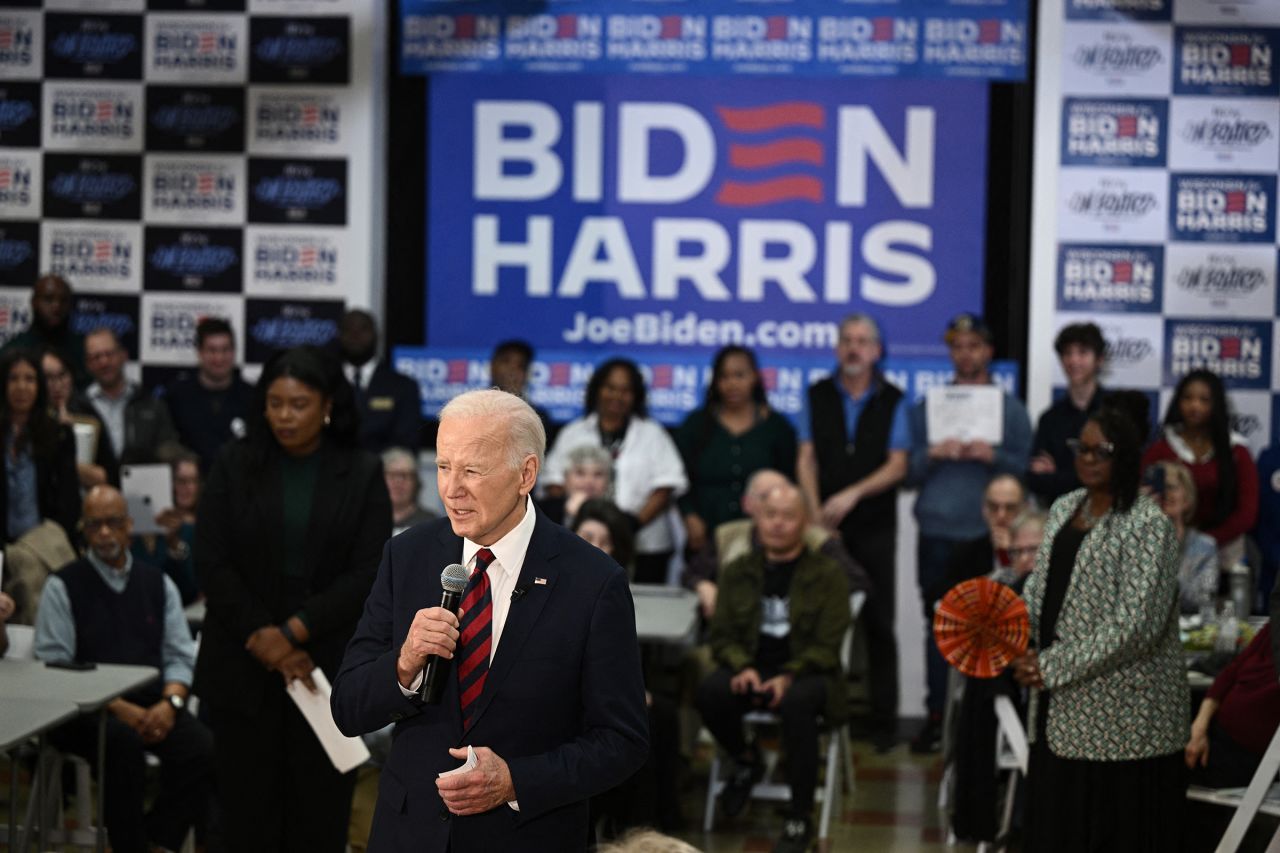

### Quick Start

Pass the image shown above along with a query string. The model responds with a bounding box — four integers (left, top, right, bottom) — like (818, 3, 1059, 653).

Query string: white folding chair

(703, 592, 865, 845)
(975, 695, 1029, 853)
(1186, 723, 1280, 853)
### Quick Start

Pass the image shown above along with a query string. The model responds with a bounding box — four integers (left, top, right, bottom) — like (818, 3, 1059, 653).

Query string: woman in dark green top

(195, 346, 391, 852)
(676, 346, 797, 552)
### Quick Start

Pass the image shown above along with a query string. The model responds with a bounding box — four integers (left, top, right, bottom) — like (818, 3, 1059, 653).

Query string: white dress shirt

(345, 361, 377, 392)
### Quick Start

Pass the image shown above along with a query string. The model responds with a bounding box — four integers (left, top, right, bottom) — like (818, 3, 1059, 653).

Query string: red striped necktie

(457, 548, 494, 728)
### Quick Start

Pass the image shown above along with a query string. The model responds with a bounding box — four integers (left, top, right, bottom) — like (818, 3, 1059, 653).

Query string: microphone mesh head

(440, 563, 469, 594)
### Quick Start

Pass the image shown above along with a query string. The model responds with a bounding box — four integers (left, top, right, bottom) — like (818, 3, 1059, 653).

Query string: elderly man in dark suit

(332, 389, 648, 853)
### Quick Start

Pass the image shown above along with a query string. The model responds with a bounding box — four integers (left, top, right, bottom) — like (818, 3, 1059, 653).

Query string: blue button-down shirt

(34, 550, 196, 686)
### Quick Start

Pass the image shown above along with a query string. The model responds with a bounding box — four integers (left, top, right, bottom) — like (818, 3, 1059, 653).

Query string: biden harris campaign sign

(425, 75, 988, 362)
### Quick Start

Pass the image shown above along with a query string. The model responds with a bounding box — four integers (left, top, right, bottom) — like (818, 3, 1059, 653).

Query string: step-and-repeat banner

(399, 0, 1029, 81)
(397, 71, 994, 425)
(0, 0, 382, 387)
(1029, 0, 1280, 454)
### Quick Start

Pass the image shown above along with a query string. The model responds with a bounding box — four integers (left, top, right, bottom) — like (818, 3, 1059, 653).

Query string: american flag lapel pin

(534, 577, 548, 585)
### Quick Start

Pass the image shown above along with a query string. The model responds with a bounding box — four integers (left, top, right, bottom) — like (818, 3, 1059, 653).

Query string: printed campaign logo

(72, 294, 139, 358)
(1226, 390, 1270, 456)
(245, 227, 348, 298)
(921, 15, 1026, 75)
(244, 298, 342, 362)
(815, 15, 918, 71)
(709, 15, 814, 70)
(140, 293, 240, 365)
(0, 287, 33, 345)
(43, 153, 141, 220)
(401, 12, 501, 69)
(144, 226, 242, 293)
(247, 89, 341, 153)
(1061, 98, 1167, 167)
(146, 86, 245, 153)
(42, 222, 142, 293)
(1089, 315, 1164, 387)
(504, 14, 602, 69)
(247, 158, 345, 225)
(1170, 173, 1277, 243)
(1170, 99, 1279, 172)
(604, 14, 707, 70)
(0, 83, 40, 147)
(1058, 169, 1166, 241)
(144, 156, 244, 225)
(1177, 0, 1280, 27)
(1062, 24, 1171, 96)
(1175, 28, 1279, 97)
(0, 13, 40, 79)
(147, 15, 247, 83)
(1056, 244, 1162, 313)
(1165, 244, 1275, 318)
(1065, 0, 1171, 21)
(250, 17, 349, 84)
(1165, 319, 1272, 389)
(44, 14, 143, 80)
(44, 83, 142, 152)
(0, 152, 38, 217)
(150, 0, 246, 10)
(0, 222, 38, 289)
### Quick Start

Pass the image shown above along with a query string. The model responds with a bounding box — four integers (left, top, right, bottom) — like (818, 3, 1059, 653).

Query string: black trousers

(50, 708, 214, 853)
(842, 524, 899, 728)
(696, 667, 827, 817)
(207, 689, 357, 853)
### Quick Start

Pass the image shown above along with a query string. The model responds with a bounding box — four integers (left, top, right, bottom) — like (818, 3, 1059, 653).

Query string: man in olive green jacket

(696, 484, 851, 853)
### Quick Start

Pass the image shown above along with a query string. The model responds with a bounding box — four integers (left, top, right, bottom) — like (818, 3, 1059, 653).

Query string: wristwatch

(166, 694, 186, 711)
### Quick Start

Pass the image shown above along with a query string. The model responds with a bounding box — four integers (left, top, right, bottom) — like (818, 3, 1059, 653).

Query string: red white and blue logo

(604, 14, 706, 69)
(504, 14, 602, 69)
(1165, 319, 1271, 389)
(1061, 98, 1166, 167)
(815, 16, 918, 71)
(1170, 173, 1276, 242)
(1065, 0, 1170, 21)
(1057, 244, 1163, 313)
(1175, 28, 1279, 98)
(921, 15, 1025, 75)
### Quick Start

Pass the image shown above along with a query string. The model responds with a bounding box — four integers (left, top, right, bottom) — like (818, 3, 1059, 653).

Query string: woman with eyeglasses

(1143, 370, 1259, 571)
(195, 346, 391, 852)
(1013, 392, 1188, 852)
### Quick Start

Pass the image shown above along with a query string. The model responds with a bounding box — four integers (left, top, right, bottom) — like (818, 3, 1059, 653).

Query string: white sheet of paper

(438, 745, 478, 778)
(121, 464, 173, 535)
(286, 669, 371, 774)
(926, 386, 1004, 444)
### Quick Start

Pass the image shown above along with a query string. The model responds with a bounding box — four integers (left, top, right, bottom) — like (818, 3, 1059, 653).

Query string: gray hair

(1010, 509, 1047, 537)
(566, 444, 613, 480)
(439, 389, 546, 471)
(839, 312, 883, 343)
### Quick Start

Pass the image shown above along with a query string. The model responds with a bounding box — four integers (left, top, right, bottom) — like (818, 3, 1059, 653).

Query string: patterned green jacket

(1023, 490, 1189, 761)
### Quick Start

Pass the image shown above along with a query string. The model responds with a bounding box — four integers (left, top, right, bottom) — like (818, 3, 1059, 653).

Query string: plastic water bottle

(1215, 601, 1239, 654)
(1227, 563, 1252, 619)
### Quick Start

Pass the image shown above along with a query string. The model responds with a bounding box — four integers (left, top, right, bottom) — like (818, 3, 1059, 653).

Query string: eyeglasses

(81, 516, 128, 532)
(1066, 438, 1115, 461)
(1008, 545, 1040, 558)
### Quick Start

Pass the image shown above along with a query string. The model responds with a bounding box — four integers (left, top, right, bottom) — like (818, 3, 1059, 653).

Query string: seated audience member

(696, 484, 851, 853)
(42, 346, 114, 488)
(542, 444, 613, 526)
(1007, 509, 1047, 584)
(0, 590, 14, 656)
(337, 309, 422, 453)
(1, 348, 80, 623)
(132, 451, 201, 606)
(1146, 460, 1219, 615)
(2, 274, 87, 387)
(675, 345, 797, 553)
(544, 358, 688, 584)
(164, 318, 252, 473)
(490, 338, 557, 444)
(928, 473, 1028, 604)
(1029, 323, 1106, 507)
(34, 485, 214, 853)
(682, 469, 869, 620)
(84, 328, 182, 465)
(382, 446, 435, 536)
(596, 829, 701, 853)
(1144, 370, 1259, 568)
(571, 497, 635, 571)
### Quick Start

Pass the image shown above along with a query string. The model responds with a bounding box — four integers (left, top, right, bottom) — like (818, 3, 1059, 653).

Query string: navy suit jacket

(331, 511, 649, 853)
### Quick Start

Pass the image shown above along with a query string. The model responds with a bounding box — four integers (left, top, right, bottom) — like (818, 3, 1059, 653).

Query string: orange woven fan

(933, 577, 1030, 679)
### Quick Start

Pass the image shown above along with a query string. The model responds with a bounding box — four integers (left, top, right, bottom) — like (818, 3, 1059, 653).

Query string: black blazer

(0, 423, 80, 545)
(356, 362, 422, 452)
(331, 511, 649, 853)
(194, 438, 392, 715)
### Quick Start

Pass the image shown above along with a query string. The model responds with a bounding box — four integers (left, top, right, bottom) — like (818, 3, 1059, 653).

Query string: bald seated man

(696, 484, 852, 853)
(1, 274, 88, 386)
(34, 485, 213, 853)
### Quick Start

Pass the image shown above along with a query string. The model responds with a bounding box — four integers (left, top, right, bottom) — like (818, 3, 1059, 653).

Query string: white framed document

(925, 386, 1004, 445)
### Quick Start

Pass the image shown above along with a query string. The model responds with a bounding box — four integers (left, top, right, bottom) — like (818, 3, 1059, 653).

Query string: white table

(631, 584, 699, 645)
(0, 660, 159, 853)
(1, 696, 81, 851)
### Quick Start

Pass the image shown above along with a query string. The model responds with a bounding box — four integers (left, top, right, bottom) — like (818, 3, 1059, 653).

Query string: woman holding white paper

(195, 346, 391, 853)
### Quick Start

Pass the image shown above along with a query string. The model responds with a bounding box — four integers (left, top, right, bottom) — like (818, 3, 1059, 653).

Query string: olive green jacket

(709, 546, 851, 722)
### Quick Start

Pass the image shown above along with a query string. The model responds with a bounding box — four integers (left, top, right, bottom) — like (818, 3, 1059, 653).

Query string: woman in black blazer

(195, 346, 391, 852)
(0, 347, 80, 545)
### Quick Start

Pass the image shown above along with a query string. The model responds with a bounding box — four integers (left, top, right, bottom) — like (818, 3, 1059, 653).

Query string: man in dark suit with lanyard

(332, 389, 648, 852)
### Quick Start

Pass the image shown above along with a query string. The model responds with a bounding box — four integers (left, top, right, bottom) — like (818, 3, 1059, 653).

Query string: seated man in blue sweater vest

(34, 485, 213, 853)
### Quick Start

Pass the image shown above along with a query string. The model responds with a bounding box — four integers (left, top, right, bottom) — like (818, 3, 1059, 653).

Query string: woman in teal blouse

(676, 346, 797, 553)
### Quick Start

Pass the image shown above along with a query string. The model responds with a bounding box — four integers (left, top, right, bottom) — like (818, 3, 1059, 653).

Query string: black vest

(808, 374, 904, 532)
(60, 557, 166, 705)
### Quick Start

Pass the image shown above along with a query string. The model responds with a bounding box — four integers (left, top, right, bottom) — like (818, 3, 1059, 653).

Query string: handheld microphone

(421, 563, 470, 705)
